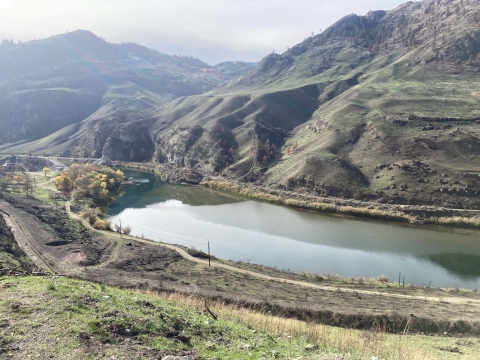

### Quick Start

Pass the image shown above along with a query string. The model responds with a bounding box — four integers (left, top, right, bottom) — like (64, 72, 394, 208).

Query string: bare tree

(123, 225, 132, 235)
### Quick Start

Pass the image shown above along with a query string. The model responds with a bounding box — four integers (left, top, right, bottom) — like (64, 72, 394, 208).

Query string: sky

(0, 0, 408, 64)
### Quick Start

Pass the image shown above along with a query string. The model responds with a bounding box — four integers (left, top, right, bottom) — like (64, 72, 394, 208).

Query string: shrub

(93, 219, 109, 230)
(123, 225, 132, 235)
(376, 274, 390, 283)
(81, 206, 98, 225)
(47, 282, 56, 291)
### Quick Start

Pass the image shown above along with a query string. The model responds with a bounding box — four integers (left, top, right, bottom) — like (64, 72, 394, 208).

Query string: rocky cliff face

(102, 122, 155, 162)
(155, 126, 233, 175)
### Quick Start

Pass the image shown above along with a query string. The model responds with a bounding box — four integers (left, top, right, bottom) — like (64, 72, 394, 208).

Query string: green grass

(0, 277, 358, 359)
(1, 276, 474, 360)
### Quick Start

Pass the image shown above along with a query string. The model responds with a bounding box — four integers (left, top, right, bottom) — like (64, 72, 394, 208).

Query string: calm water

(108, 170, 480, 289)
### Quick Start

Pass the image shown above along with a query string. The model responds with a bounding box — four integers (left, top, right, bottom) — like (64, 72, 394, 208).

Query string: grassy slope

(263, 60, 480, 193)
(3, 99, 155, 157)
(1, 276, 477, 360)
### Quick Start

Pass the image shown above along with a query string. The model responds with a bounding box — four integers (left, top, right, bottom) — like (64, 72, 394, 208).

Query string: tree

(13, 174, 24, 183)
(468, 54, 473, 66)
(0, 179, 6, 194)
(115, 169, 124, 179)
(54, 174, 74, 193)
(23, 175, 34, 196)
(130, 150, 136, 161)
(156, 149, 163, 163)
(42, 167, 51, 177)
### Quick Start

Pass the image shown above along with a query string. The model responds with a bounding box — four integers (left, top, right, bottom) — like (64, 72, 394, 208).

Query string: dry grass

(202, 179, 411, 222)
(434, 216, 480, 228)
(143, 290, 437, 360)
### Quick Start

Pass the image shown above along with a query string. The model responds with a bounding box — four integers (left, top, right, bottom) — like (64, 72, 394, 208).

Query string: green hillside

(4, 0, 480, 209)
(0, 276, 469, 360)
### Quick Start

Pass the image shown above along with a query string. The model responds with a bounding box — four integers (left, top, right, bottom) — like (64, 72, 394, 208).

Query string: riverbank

(106, 161, 480, 229)
(200, 179, 480, 228)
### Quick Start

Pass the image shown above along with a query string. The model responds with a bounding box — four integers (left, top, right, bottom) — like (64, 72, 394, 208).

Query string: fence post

(208, 241, 211, 267)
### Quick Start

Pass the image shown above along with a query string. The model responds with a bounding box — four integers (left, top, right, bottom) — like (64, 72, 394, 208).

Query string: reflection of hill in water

(108, 170, 243, 215)
(424, 254, 480, 280)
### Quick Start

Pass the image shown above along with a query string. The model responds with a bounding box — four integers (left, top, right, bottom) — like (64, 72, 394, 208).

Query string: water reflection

(108, 170, 480, 288)
(424, 254, 480, 279)
(109, 171, 243, 213)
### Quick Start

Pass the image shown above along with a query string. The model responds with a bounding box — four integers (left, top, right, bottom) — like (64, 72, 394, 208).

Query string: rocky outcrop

(102, 124, 154, 162)
(160, 164, 205, 185)
(155, 127, 233, 175)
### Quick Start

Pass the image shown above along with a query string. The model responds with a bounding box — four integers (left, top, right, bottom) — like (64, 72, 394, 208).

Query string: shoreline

(111, 161, 480, 229)
(200, 179, 480, 229)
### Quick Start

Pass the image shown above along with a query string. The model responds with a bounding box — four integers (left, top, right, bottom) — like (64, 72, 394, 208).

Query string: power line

(124, 220, 208, 243)
(121, 220, 209, 248)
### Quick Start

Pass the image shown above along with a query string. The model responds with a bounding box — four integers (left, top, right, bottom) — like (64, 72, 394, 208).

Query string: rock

(102, 124, 154, 161)
(305, 344, 318, 351)
(161, 356, 195, 360)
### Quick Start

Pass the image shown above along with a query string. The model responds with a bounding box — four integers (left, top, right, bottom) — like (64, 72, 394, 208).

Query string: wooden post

(208, 241, 211, 267)
(403, 276, 405, 287)
(399, 272, 401, 286)
(119, 219, 123, 239)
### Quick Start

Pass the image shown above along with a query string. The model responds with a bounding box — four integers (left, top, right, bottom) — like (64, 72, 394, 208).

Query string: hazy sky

(0, 0, 408, 64)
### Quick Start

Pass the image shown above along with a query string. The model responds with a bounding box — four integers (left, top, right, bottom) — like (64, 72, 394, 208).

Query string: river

(108, 170, 480, 289)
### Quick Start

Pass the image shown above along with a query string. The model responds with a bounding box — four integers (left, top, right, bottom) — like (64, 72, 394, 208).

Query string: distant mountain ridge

(4, 0, 480, 210)
(0, 30, 253, 143)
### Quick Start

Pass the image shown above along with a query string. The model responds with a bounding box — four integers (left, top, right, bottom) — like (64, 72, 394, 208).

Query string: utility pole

(208, 241, 211, 267)
(119, 219, 123, 239)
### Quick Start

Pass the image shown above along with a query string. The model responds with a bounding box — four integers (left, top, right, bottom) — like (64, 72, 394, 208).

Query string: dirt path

(0, 203, 55, 274)
(65, 201, 124, 269)
(63, 200, 480, 307)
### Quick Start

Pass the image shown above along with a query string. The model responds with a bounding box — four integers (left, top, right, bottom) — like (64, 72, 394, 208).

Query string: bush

(93, 219, 109, 230)
(376, 274, 390, 283)
(81, 206, 98, 225)
(122, 225, 132, 235)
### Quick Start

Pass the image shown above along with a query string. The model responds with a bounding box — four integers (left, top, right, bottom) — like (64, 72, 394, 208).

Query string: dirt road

(0, 202, 55, 274)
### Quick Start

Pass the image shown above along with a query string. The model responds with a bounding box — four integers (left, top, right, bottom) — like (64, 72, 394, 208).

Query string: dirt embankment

(2, 193, 480, 336)
(0, 211, 34, 270)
